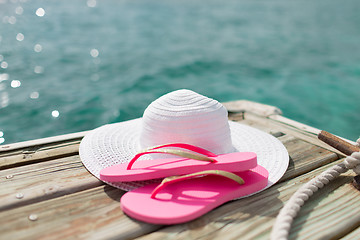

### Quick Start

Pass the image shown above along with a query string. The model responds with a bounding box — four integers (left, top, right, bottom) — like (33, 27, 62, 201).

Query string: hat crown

(139, 89, 233, 154)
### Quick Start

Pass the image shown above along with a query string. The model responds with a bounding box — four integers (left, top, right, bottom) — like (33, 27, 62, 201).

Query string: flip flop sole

(120, 165, 268, 224)
(100, 152, 257, 182)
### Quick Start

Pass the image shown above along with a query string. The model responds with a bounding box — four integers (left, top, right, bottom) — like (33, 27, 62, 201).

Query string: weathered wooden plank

(223, 100, 282, 117)
(0, 99, 280, 155)
(0, 131, 87, 152)
(270, 115, 358, 147)
(224, 100, 321, 138)
(0, 155, 102, 211)
(278, 134, 338, 182)
(289, 176, 360, 239)
(1, 99, 353, 240)
(231, 112, 348, 158)
(0, 104, 338, 171)
(269, 114, 321, 136)
(229, 112, 340, 175)
(0, 185, 162, 240)
(0, 99, 342, 168)
(340, 225, 360, 240)
(0, 100, 280, 170)
(0, 99, 275, 154)
(0, 138, 344, 240)
(228, 115, 339, 182)
(0, 139, 81, 170)
(0, 133, 335, 211)
(0, 131, 337, 212)
(135, 159, 359, 240)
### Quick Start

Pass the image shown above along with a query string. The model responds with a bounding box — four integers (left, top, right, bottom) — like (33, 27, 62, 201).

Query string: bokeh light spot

(11, 80, 21, 88)
(87, 0, 96, 8)
(1, 61, 8, 69)
(30, 91, 39, 99)
(34, 66, 44, 74)
(36, 8, 45, 17)
(16, 32, 24, 41)
(15, 6, 24, 15)
(34, 44, 42, 52)
(0, 92, 9, 108)
(8, 16, 16, 24)
(90, 48, 99, 58)
(0, 73, 9, 81)
(52, 110, 60, 118)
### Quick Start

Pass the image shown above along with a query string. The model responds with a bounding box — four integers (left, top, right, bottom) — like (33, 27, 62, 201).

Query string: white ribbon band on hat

(79, 89, 289, 194)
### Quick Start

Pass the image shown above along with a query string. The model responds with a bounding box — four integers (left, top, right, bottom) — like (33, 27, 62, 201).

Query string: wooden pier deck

(1, 100, 359, 240)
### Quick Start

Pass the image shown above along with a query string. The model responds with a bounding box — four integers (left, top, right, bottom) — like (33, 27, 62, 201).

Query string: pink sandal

(120, 165, 269, 224)
(100, 143, 257, 182)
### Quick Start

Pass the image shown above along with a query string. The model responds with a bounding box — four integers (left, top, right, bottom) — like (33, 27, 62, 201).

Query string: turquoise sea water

(0, 0, 359, 144)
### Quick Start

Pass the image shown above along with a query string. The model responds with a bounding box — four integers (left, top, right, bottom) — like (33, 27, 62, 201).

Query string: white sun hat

(79, 89, 289, 192)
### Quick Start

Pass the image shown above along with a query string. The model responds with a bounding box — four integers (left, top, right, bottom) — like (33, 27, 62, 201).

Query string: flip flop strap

(150, 170, 245, 199)
(145, 143, 217, 157)
(127, 143, 217, 170)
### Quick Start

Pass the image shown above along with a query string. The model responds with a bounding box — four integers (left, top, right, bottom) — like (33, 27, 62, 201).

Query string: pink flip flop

(120, 165, 269, 224)
(100, 143, 257, 182)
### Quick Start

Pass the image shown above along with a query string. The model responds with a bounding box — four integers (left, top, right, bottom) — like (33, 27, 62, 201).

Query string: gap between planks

(0, 132, 337, 212)
(0, 109, 345, 171)
(1, 158, 358, 240)
(135, 159, 360, 240)
(236, 112, 349, 158)
(0, 139, 81, 170)
(0, 155, 103, 211)
(0, 135, 344, 240)
(1, 102, 355, 239)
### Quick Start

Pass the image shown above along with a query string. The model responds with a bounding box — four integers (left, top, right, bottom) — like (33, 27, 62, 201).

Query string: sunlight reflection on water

(0, 0, 359, 145)
(34, 44, 42, 52)
(35, 7, 45, 17)
(10, 80, 21, 88)
(16, 32, 24, 41)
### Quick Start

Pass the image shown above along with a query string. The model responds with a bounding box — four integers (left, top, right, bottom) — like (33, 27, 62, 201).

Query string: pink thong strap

(100, 143, 258, 182)
(150, 170, 245, 198)
(127, 143, 218, 170)
(120, 165, 269, 225)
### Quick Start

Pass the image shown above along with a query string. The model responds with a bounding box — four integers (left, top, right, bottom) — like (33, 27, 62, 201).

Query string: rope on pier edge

(270, 138, 360, 240)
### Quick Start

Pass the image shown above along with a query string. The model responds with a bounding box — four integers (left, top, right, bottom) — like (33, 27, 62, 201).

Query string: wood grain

(0, 135, 344, 240)
(237, 112, 349, 157)
(318, 130, 360, 156)
(135, 159, 359, 240)
(340, 223, 360, 240)
(1, 100, 359, 239)
(0, 131, 336, 212)
(0, 185, 162, 240)
(278, 134, 338, 182)
(0, 160, 348, 240)
(0, 155, 102, 211)
(0, 139, 81, 170)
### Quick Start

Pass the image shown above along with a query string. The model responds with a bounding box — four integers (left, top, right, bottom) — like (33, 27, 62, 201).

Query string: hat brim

(79, 119, 289, 193)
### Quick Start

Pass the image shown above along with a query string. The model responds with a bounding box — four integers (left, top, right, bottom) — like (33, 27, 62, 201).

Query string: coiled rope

(271, 132, 360, 240)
